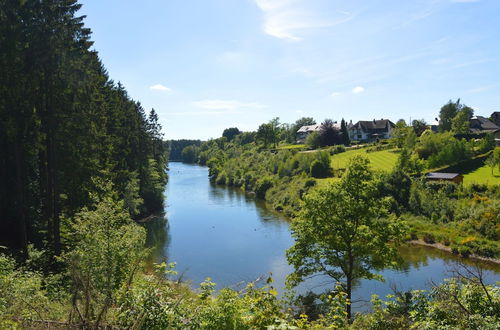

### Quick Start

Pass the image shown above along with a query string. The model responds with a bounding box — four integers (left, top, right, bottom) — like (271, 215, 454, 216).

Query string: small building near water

(425, 172, 463, 184)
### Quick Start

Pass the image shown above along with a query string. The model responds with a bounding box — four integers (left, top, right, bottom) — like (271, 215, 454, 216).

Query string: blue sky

(79, 0, 500, 140)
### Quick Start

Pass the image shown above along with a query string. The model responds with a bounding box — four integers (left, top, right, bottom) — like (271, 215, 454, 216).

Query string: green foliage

(415, 132, 470, 168)
(287, 156, 407, 319)
(309, 159, 330, 178)
(255, 176, 274, 198)
(452, 106, 474, 134)
(63, 183, 148, 326)
(305, 131, 321, 149)
(181, 145, 200, 163)
(353, 278, 500, 330)
(222, 127, 241, 141)
(0, 1, 167, 256)
(257, 118, 281, 148)
(439, 99, 461, 132)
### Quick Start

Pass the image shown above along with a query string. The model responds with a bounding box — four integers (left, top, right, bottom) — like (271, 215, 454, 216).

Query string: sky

(78, 0, 500, 140)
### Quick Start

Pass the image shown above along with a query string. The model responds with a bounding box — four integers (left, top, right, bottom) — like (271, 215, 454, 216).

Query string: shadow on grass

(437, 154, 488, 176)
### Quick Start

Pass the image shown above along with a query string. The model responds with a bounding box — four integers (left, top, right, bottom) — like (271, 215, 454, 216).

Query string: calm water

(150, 162, 500, 310)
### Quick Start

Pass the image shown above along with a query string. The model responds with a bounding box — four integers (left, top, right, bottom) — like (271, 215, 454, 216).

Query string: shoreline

(408, 239, 500, 265)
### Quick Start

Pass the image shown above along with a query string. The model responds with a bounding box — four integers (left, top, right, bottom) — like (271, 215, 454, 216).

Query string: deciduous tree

(287, 156, 406, 319)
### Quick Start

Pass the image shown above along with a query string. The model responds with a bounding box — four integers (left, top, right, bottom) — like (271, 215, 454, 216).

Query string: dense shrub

(255, 177, 274, 198)
(310, 159, 330, 178)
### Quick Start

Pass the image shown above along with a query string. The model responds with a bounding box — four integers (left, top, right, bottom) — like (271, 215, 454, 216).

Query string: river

(149, 162, 499, 311)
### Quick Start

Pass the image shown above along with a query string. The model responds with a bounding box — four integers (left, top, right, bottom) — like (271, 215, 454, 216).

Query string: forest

(1, 1, 499, 329)
(0, 1, 167, 262)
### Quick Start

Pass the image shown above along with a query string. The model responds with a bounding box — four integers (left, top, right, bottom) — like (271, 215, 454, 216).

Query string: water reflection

(156, 162, 500, 311)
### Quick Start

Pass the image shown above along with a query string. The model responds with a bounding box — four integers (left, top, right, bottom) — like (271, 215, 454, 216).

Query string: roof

(297, 124, 322, 133)
(297, 122, 342, 133)
(470, 116, 499, 132)
(351, 119, 395, 132)
(426, 172, 462, 180)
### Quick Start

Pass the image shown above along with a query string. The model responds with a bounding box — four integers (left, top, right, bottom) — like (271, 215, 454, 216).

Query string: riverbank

(408, 239, 500, 265)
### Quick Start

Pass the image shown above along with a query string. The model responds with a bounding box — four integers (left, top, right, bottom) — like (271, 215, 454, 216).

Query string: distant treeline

(167, 140, 202, 161)
(0, 1, 167, 259)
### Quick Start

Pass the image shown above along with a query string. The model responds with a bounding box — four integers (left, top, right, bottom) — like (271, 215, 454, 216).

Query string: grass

(463, 165, 500, 185)
(330, 147, 399, 172)
(277, 144, 307, 150)
(435, 152, 500, 186)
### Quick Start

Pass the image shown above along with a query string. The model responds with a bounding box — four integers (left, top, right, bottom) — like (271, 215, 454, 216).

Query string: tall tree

(222, 127, 241, 141)
(451, 106, 474, 135)
(439, 99, 461, 132)
(287, 156, 405, 319)
(256, 118, 281, 148)
(340, 118, 350, 146)
(319, 119, 340, 146)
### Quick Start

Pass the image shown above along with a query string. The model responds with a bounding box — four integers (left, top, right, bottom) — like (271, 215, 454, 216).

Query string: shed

(425, 172, 463, 184)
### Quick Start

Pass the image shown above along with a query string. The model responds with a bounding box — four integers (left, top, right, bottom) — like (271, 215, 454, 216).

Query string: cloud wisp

(167, 99, 268, 116)
(254, 0, 355, 41)
(352, 86, 365, 94)
(149, 84, 172, 92)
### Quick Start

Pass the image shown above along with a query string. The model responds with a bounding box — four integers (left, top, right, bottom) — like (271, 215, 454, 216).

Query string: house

(494, 129, 500, 147)
(426, 172, 463, 184)
(469, 116, 499, 133)
(296, 122, 343, 143)
(296, 124, 322, 143)
(348, 119, 395, 142)
(491, 112, 500, 127)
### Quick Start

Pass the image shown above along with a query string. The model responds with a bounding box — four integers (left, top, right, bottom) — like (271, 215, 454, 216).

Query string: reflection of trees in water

(143, 213, 171, 263)
(397, 244, 500, 274)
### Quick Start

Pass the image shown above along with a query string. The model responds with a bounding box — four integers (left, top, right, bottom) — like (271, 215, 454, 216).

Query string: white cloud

(149, 84, 172, 92)
(192, 99, 266, 112)
(330, 92, 341, 97)
(352, 86, 365, 94)
(254, 0, 355, 41)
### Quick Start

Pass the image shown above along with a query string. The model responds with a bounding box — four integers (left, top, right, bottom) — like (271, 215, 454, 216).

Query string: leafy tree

(181, 145, 200, 163)
(392, 119, 409, 148)
(257, 118, 281, 148)
(305, 132, 321, 149)
(287, 156, 406, 319)
(292, 117, 316, 142)
(451, 106, 474, 134)
(485, 148, 500, 175)
(340, 118, 350, 146)
(319, 119, 341, 146)
(439, 99, 463, 132)
(64, 183, 147, 326)
(222, 127, 241, 141)
(411, 119, 427, 136)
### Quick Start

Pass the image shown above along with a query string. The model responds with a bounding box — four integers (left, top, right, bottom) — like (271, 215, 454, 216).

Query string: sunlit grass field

(330, 148, 399, 172)
(463, 165, 500, 185)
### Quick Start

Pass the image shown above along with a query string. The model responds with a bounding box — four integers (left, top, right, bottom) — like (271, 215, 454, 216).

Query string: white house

(348, 119, 395, 142)
(296, 122, 343, 143)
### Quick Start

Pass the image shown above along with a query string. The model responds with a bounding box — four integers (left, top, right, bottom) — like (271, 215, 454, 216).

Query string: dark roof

(353, 119, 395, 132)
(426, 172, 462, 180)
(470, 116, 499, 132)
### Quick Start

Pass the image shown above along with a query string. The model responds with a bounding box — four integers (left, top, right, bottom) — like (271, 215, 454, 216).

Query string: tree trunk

(14, 139, 28, 257)
(346, 276, 352, 321)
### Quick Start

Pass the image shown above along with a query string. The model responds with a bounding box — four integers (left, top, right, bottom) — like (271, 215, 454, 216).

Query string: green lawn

(330, 148, 399, 172)
(277, 144, 307, 150)
(463, 165, 500, 185)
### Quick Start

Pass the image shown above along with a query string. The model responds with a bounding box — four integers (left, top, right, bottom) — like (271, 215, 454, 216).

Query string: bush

(423, 233, 435, 244)
(457, 245, 471, 257)
(310, 159, 329, 178)
(329, 145, 345, 155)
(255, 177, 274, 198)
(305, 132, 321, 149)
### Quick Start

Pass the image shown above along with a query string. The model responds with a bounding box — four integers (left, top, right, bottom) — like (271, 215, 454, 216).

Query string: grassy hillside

(330, 148, 399, 172)
(463, 165, 500, 185)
